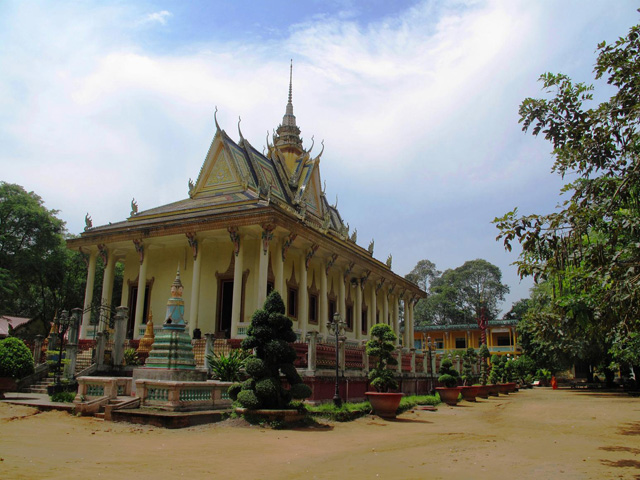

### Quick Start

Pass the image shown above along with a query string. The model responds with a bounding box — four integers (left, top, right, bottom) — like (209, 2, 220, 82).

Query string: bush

(366, 323, 399, 392)
(123, 348, 139, 366)
(50, 391, 75, 403)
(0, 337, 34, 379)
(235, 291, 311, 409)
(228, 383, 242, 401)
(438, 358, 460, 387)
(207, 348, 249, 382)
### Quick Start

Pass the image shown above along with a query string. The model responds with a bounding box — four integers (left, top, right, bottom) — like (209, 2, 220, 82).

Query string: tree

(229, 291, 311, 409)
(405, 259, 440, 291)
(415, 259, 509, 326)
(0, 183, 90, 337)
(494, 21, 640, 376)
(366, 323, 399, 392)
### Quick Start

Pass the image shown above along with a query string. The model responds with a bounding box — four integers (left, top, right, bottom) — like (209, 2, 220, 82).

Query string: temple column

(382, 290, 389, 326)
(257, 227, 273, 308)
(298, 252, 308, 337)
(188, 235, 202, 338)
(408, 299, 415, 349)
(100, 249, 117, 321)
(370, 284, 377, 329)
(338, 269, 346, 321)
(354, 280, 362, 340)
(133, 241, 148, 338)
(319, 262, 328, 336)
(230, 229, 244, 338)
(80, 250, 98, 339)
(393, 296, 400, 344)
(274, 238, 284, 296)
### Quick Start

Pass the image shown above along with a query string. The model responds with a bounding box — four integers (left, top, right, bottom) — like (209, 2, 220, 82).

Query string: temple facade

(68, 68, 425, 346)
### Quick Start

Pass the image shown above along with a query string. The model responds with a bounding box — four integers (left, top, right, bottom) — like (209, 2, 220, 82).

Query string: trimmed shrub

(228, 383, 242, 401)
(366, 323, 399, 392)
(235, 291, 311, 409)
(0, 337, 35, 379)
(438, 358, 459, 387)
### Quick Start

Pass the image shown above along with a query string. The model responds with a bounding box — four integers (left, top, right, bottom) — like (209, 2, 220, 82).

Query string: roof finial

(214, 106, 221, 132)
(238, 116, 244, 141)
(288, 59, 293, 105)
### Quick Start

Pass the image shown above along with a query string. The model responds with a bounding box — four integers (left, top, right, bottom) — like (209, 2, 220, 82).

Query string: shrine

(68, 64, 425, 348)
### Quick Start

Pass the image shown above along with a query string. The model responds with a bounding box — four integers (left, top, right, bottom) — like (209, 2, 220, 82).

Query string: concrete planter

(366, 392, 404, 418)
(436, 387, 460, 406)
(459, 385, 481, 402)
(0, 377, 17, 399)
(476, 385, 490, 399)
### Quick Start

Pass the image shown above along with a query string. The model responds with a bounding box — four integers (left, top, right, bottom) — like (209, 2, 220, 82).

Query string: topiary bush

(231, 291, 311, 409)
(0, 337, 35, 379)
(461, 347, 478, 386)
(478, 344, 490, 385)
(366, 323, 399, 392)
(438, 357, 460, 388)
(489, 354, 503, 384)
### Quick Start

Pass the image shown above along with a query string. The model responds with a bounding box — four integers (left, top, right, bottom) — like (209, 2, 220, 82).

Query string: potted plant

(436, 357, 461, 406)
(488, 354, 503, 396)
(365, 323, 403, 418)
(0, 337, 35, 399)
(459, 347, 480, 402)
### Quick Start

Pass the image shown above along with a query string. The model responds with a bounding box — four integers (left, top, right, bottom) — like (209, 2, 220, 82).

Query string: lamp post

(426, 335, 433, 395)
(327, 312, 346, 407)
(54, 310, 74, 385)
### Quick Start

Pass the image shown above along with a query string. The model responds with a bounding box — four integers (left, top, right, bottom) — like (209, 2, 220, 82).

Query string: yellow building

(414, 320, 521, 356)
(68, 70, 425, 345)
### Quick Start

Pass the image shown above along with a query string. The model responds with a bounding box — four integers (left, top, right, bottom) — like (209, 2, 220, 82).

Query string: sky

(0, 0, 637, 314)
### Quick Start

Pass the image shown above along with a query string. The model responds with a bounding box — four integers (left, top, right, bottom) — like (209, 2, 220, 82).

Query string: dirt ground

(1, 388, 639, 480)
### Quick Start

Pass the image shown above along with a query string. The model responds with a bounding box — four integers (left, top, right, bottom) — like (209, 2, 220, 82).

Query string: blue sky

(0, 0, 637, 314)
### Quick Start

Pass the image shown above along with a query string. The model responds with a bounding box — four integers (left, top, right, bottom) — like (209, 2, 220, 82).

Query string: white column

(80, 250, 97, 339)
(257, 235, 269, 309)
(100, 251, 116, 313)
(393, 297, 400, 345)
(298, 253, 308, 337)
(133, 248, 148, 338)
(274, 238, 284, 296)
(189, 243, 202, 338)
(338, 271, 346, 320)
(370, 284, 377, 328)
(355, 281, 362, 340)
(383, 290, 389, 326)
(231, 233, 244, 337)
(319, 263, 328, 336)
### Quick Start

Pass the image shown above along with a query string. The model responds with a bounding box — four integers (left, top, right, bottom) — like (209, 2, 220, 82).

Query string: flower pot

(498, 383, 511, 395)
(436, 387, 460, 406)
(366, 392, 404, 418)
(0, 377, 17, 399)
(459, 385, 481, 402)
(488, 384, 500, 396)
(476, 385, 490, 399)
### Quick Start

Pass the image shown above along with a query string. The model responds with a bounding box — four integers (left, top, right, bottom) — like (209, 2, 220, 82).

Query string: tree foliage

(366, 323, 399, 392)
(230, 291, 311, 409)
(412, 258, 509, 326)
(494, 21, 640, 373)
(0, 183, 93, 337)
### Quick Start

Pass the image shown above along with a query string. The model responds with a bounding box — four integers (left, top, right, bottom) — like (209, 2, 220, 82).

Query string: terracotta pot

(488, 384, 500, 396)
(498, 383, 511, 395)
(0, 377, 17, 400)
(436, 387, 460, 406)
(366, 392, 404, 418)
(506, 382, 518, 393)
(459, 385, 481, 402)
(476, 385, 490, 399)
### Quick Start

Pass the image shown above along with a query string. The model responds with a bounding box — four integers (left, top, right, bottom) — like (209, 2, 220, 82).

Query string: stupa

(132, 268, 206, 386)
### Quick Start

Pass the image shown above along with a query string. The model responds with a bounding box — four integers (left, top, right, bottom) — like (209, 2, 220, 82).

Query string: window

(455, 337, 466, 349)
(435, 338, 444, 349)
(361, 309, 367, 334)
(308, 293, 318, 324)
(346, 305, 353, 330)
(288, 287, 298, 318)
(497, 335, 511, 346)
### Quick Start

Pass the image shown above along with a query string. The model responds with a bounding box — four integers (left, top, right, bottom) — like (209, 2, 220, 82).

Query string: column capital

(325, 253, 338, 276)
(132, 239, 144, 264)
(261, 224, 275, 255)
(281, 232, 297, 261)
(227, 227, 240, 256)
(305, 244, 319, 270)
(186, 232, 198, 261)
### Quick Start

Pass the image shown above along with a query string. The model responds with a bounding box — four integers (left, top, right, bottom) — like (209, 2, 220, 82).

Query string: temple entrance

(127, 284, 150, 339)
(217, 280, 233, 338)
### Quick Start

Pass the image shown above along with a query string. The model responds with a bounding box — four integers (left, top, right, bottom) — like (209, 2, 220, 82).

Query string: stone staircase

(29, 377, 55, 394)
(75, 349, 94, 375)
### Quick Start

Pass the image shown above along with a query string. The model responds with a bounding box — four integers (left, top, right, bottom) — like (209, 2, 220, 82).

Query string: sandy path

(1, 389, 639, 480)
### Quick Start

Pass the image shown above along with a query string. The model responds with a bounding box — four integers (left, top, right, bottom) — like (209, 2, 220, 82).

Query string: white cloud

(0, 0, 636, 312)
(141, 10, 172, 26)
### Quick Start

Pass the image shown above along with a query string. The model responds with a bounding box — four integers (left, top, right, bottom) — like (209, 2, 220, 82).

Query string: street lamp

(426, 335, 434, 395)
(327, 312, 346, 407)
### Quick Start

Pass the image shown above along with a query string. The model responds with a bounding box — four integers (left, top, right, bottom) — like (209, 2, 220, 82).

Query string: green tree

(494, 21, 640, 377)
(405, 259, 440, 291)
(0, 183, 91, 337)
(415, 259, 509, 326)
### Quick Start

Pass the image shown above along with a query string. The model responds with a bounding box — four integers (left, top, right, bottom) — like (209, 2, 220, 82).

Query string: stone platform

(111, 407, 231, 429)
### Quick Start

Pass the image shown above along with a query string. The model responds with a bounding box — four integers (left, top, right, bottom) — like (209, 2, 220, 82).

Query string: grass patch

(50, 391, 76, 403)
(306, 394, 441, 422)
